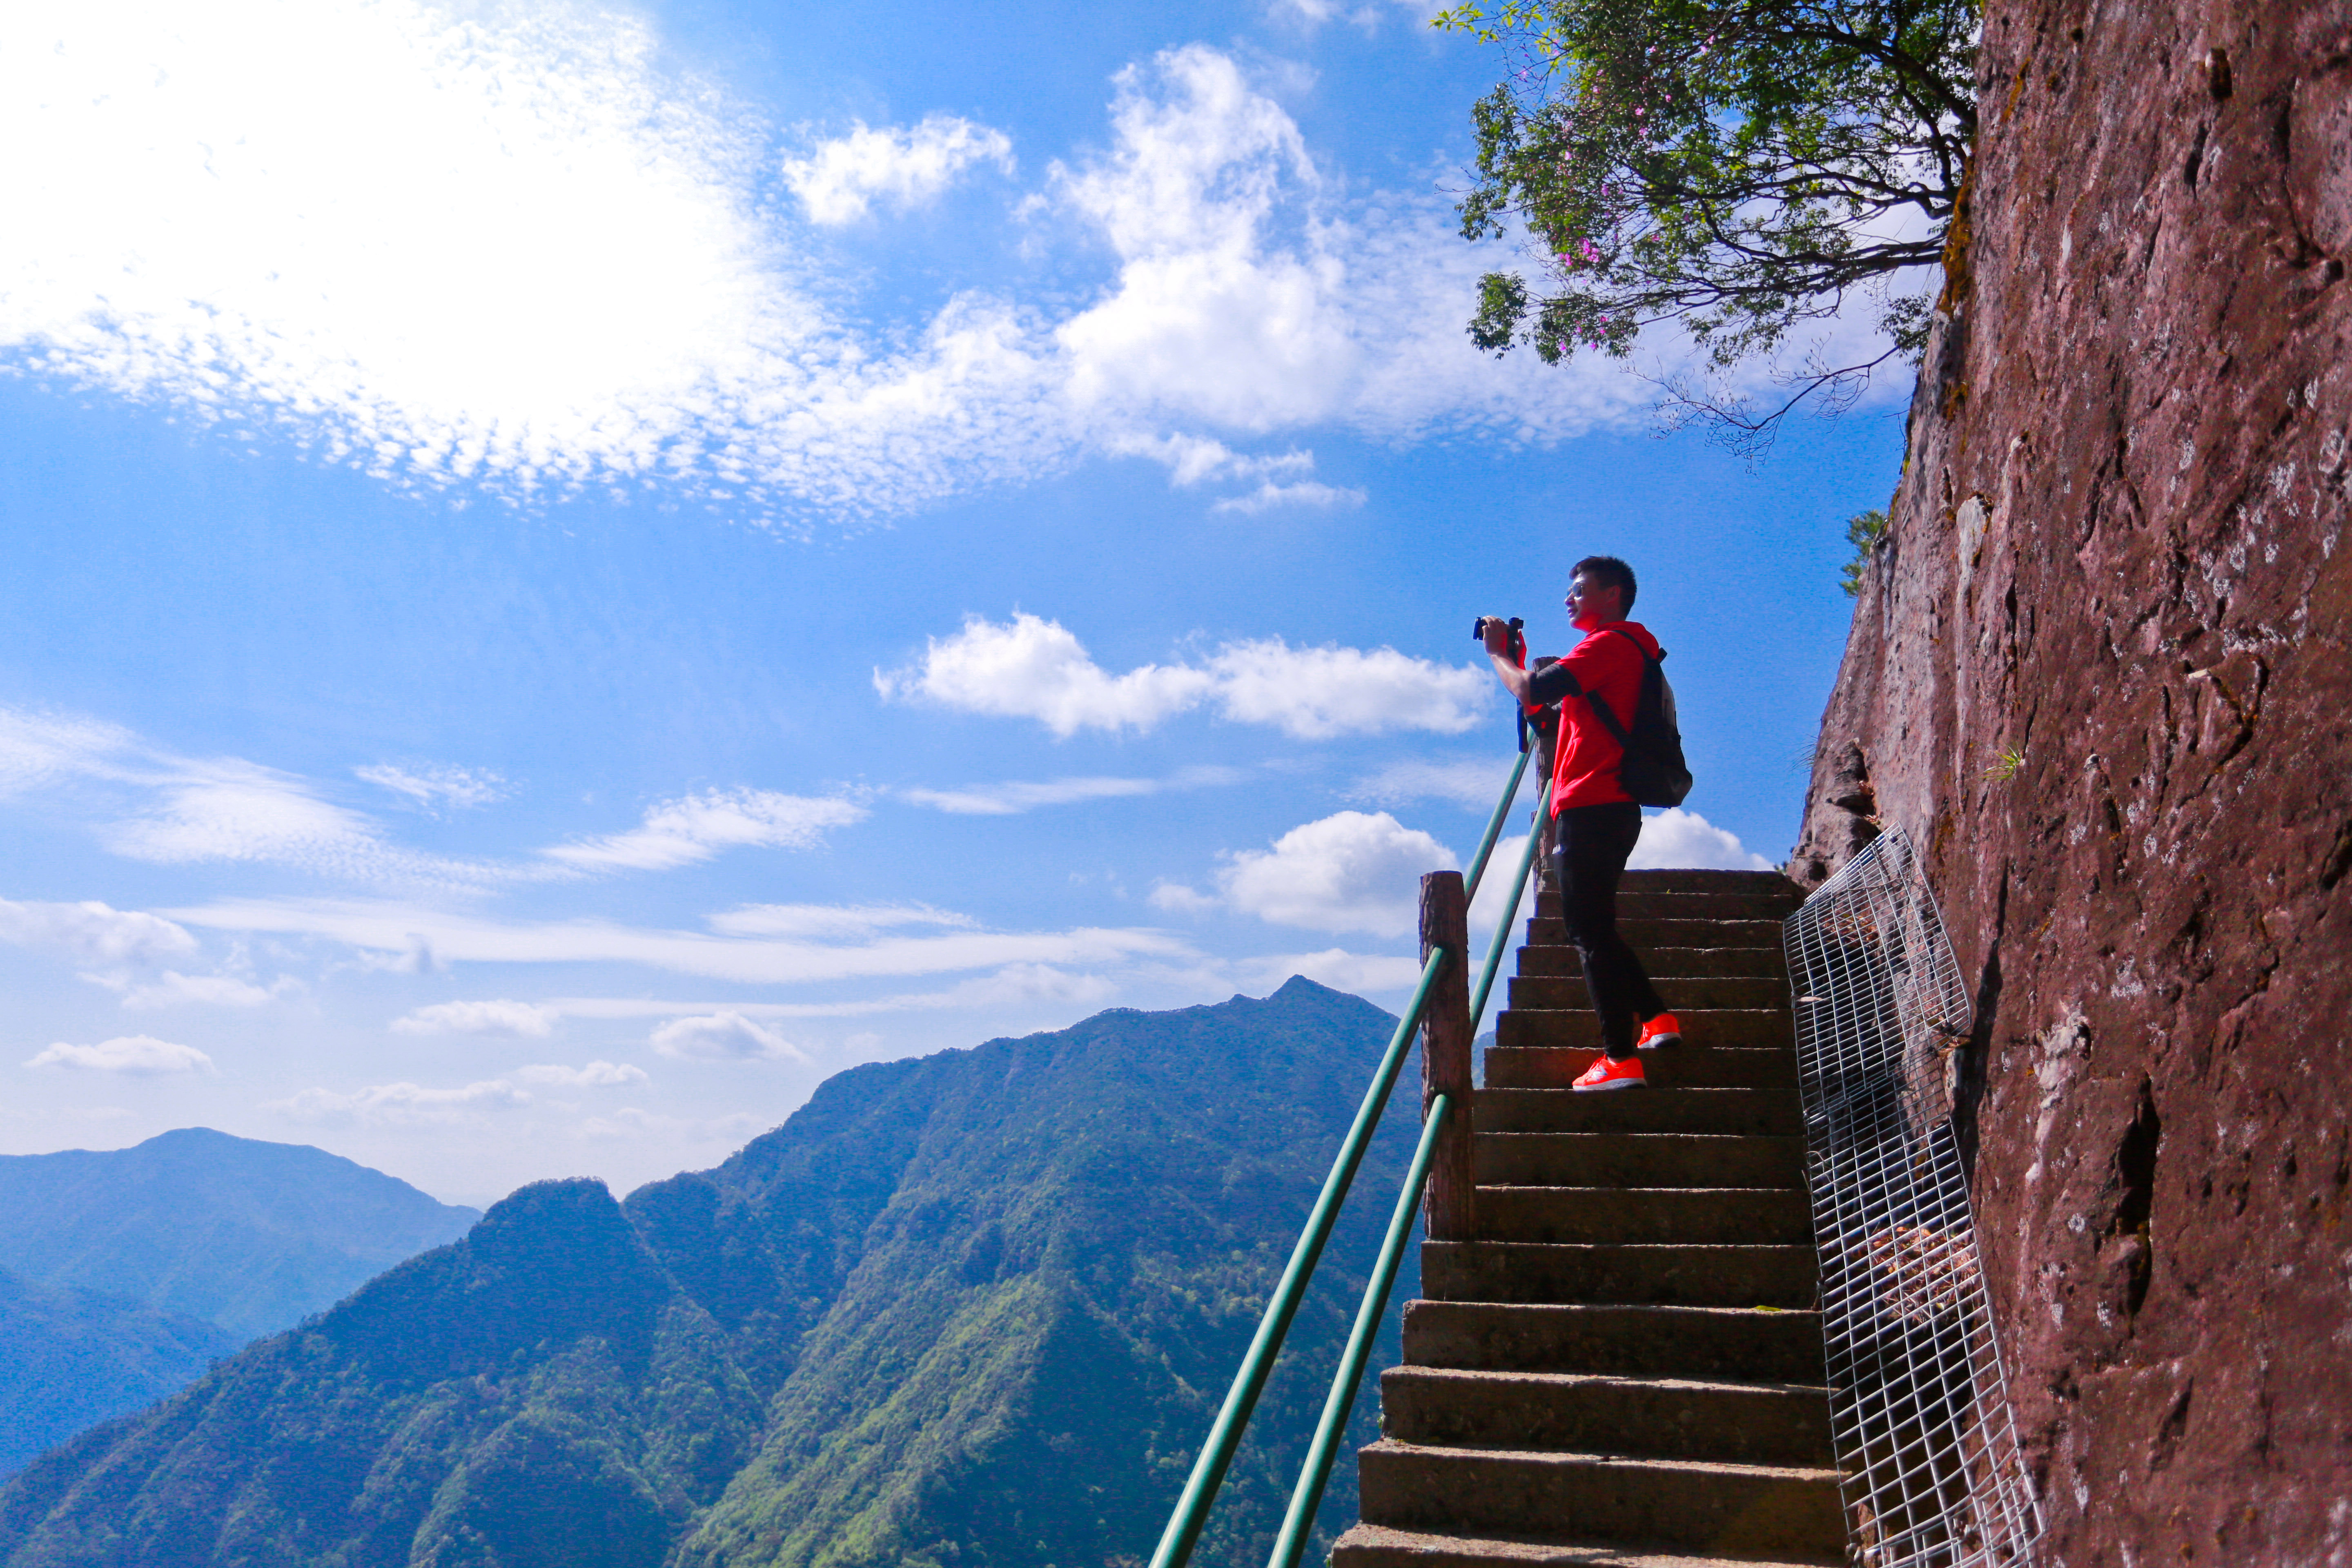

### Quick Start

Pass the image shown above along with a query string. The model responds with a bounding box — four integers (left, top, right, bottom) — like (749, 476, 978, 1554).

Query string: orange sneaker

(1636, 1013, 1682, 1051)
(1572, 1054, 1646, 1091)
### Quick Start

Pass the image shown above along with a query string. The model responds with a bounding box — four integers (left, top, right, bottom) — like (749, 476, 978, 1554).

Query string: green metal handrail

(1145, 948, 1449, 1568)
(1263, 1094, 1451, 1568)
(1147, 739, 1551, 1568)
(1469, 804, 1548, 1038)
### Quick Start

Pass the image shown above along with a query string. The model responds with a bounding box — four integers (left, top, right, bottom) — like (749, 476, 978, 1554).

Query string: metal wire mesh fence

(1783, 830, 2042, 1568)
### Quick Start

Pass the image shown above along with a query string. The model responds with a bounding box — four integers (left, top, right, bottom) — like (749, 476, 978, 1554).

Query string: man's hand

(1481, 617, 1534, 705)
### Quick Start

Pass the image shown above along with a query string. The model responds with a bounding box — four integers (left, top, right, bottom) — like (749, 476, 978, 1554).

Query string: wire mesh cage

(1783, 830, 2042, 1568)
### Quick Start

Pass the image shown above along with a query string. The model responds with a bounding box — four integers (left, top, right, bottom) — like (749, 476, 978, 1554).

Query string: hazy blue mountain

(0, 980, 1420, 1568)
(0, 1127, 481, 1339)
(0, 1268, 236, 1477)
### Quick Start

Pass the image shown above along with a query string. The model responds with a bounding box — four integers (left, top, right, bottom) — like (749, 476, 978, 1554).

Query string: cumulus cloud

(27, 1035, 216, 1076)
(511, 1060, 646, 1087)
(355, 764, 509, 812)
(1218, 810, 1457, 937)
(650, 1011, 807, 1062)
(0, 897, 198, 964)
(392, 999, 558, 1038)
(784, 115, 1014, 224)
(543, 790, 866, 872)
(1628, 808, 1776, 871)
(271, 1078, 530, 1126)
(7, 8, 1825, 521)
(876, 613, 1485, 739)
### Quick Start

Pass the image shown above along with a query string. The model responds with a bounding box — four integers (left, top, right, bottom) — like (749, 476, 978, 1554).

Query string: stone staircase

(1332, 868, 1845, 1568)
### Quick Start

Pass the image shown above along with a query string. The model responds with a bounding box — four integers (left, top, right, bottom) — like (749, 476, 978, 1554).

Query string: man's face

(1565, 573, 1622, 631)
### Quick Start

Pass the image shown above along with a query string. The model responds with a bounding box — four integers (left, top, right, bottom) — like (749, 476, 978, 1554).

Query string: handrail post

(1418, 872, 1474, 1241)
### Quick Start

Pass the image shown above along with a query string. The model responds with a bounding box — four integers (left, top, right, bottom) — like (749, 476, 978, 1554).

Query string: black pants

(1553, 802, 1666, 1060)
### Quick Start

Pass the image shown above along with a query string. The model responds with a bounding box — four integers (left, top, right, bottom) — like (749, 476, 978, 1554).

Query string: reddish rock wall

(1789, 1, 2352, 1561)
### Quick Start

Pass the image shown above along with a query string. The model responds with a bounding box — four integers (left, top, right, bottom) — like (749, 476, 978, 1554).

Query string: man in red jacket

(1480, 555, 1679, 1091)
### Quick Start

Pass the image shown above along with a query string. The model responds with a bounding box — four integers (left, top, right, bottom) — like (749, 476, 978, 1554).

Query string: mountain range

(0, 978, 1418, 1567)
(0, 1128, 480, 1477)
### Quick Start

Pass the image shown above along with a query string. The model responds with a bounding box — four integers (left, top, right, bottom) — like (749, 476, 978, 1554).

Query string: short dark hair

(1571, 555, 1637, 612)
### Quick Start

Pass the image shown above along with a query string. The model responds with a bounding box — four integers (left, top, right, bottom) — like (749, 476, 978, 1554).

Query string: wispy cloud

(392, 1000, 558, 1038)
(1210, 479, 1365, 514)
(876, 613, 1487, 739)
(270, 1078, 530, 1127)
(901, 766, 1245, 816)
(1348, 756, 1522, 809)
(784, 115, 1014, 224)
(27, 1035, 216, 1076)
(512, 1060, 646, 1087)
(356, 764, 509, 813)
(164, 897, 1196, 986)
(116, 971, 285, 1009)
(541, 789, 866, 872)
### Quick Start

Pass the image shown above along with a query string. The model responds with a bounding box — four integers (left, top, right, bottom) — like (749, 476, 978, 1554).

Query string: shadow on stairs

(1332, 869, 1842, 1568)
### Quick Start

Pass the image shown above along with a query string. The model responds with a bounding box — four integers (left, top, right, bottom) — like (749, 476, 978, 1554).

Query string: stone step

(1496, 1011, 1793, 1051)
(1485, 1046, 1795, 1093)
(1402, 1301, 1826, 1384)
(1533, 918, 1784, 950)
(1479, 1187, 1812, 1247)
(1381, 1368, 1834, 1468)
(1330, 1521, 1840, 1568)
(1425, 1241, 1817, 1308)
(1543, 890, 1803, 922)
(1508, 975, 1788, 1013)
(1517, 946, 1786, 980)
(1356, 1441, 1845, 1560)
(1478, 1089, 1804, 1138)
(1475, 1133, 1805, 1190)
(1617, 869, 1804, 897)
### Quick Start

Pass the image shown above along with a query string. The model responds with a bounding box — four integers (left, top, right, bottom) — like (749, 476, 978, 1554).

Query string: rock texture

(1789, 2, 2352, 1562)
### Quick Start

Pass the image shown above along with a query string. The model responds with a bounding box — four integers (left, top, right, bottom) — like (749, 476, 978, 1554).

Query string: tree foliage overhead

(1434, 0, 1979, 446)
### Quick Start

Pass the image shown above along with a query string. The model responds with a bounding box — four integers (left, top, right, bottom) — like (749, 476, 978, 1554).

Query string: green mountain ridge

(0, 1127, 482, 1340)
(0, 1268, 238, 1478)
(0, 978, 1419, 1568)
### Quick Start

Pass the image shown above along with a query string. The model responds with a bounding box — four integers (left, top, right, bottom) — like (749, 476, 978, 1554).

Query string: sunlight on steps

(1331, 869, 1846, 1568)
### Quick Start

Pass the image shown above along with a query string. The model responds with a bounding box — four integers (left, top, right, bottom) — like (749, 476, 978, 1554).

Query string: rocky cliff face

(1790, 2, 2350, 1561)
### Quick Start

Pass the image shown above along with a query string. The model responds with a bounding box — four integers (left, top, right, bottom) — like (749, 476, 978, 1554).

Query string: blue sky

(1, 0, 1905, 1205)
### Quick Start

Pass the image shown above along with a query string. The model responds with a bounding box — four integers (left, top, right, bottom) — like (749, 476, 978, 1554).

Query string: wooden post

(1419, 870, 1474, 1241)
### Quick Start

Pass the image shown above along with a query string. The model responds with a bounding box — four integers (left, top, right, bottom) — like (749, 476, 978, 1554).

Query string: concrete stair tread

(1480, 1184, 1801, 1196)
(1333, 1522, 1840, 1567)
(1389, 1365, 1831, 1399)
(1359, 1437, 1838, 1484)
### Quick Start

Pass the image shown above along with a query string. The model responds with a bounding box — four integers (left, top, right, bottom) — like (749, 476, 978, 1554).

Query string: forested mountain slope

(0, 979, 1416, 1568)
(0, 1128, 481, 1340)
(0, 1268, 236, 1477)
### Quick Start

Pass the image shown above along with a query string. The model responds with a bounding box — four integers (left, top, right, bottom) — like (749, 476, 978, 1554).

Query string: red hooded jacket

(1527, 620, 1663, 813)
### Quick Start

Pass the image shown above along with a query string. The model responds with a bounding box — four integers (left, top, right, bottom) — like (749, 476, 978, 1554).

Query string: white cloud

(1239, 949, 1425, 993)
(1111, 432, 1316, 489)
(167, 896, 1194, 984)
(650, 1011, 807, 1062)
(702, 903, 976, 940)
(543, 789, 866, 871)
(901, 766, 1243, 815)
(1349, 756, 1522, 809)
(1147, 881, 1218, 914)
(1628, 808, 1776, 871)
(1210, 479, 1365, 514)
(355, 764, 509, 812)
(27, 1035, 216, 1076)
(119, 971, 281, 1009)
(877, 613, 1486, 739)
(0, 898, 198, 964)
(392, 999, 558, 1038)
(512, 1060, 646, 1087)
(784, 115, 1014, 224)
(270, 1078, 530, 1126)
(1219, 810, 1457, 937)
